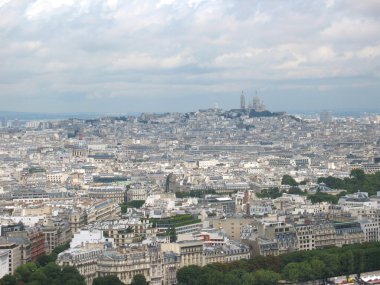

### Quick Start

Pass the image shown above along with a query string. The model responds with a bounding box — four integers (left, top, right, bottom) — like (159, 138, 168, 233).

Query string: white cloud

(0, 0, 379, 112)
(0, 0, 11, 8)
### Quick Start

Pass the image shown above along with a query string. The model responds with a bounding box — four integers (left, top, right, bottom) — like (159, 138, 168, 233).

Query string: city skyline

(1, 0, 380, 113)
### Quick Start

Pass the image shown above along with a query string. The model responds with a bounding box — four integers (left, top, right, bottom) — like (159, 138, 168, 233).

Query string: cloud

(0, 0, 379, 112)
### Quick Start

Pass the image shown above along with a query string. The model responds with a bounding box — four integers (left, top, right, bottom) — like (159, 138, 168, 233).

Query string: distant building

(88, 186, 127, 204)
(252, 96, 266, 112)
(320, 110, 332, 123)
(240, 91, 246, 109)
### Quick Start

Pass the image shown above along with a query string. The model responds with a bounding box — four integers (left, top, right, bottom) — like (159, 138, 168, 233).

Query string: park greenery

(258, 169, 380, 204)
(257, 186, 343, 204)
(120, 200, 145, 213)
(318, 168, 380, 196)
(177, 242, 380, 284)
(256, 188, 282, 199)
(150, 214, 201, 228)
(281, 175, 298, 187)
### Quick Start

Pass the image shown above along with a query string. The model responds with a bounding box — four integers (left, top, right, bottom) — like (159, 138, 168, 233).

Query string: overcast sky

(0, 0, 379, 114)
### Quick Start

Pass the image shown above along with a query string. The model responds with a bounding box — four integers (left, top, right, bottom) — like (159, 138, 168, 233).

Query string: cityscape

(0, 95, 380, 285)
(1, 1, 380, 285)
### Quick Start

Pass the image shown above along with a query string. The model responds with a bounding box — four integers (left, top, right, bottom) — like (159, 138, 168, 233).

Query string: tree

(355, 251, 365, 278)
(307, 192, 338, 204)
(29, 270, 48, 285)
(288, 187, 305, 195)
(42, 262, 61, 280)
(241, 272, 255, 285)
(177, 265, 203, 285)
(296, 261, 313, 282)
(319, 253, 340, 278)
(282, 262, 301, 282)
(166, 227, 177, 242)
(252, 269, 280, 285)
(350, 169, 365, 184)
(309, 258, 326, 280)
(340, 250, 354, 280)
(93, 275, 124, 285)
(15, 262, 38, 283)
(222, 273, 240, 285)
(0, 274, 17, 285)
(201, 268, 225, 285)
(36, 255, 53, 267)
(130, 274, 147, 285)
(120, 200, 145, 213)
(256, 188, 281, 199)
(281, 175, 298, 186)
(61, 266, 85, 285)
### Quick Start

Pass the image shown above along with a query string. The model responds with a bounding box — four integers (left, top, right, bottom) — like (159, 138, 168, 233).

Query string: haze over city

(1, 0, 380, 113)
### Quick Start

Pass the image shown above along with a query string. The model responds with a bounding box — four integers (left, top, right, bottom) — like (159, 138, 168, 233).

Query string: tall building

(240, 91, 246, 109)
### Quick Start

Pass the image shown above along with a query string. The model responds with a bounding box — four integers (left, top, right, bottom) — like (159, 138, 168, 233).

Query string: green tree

(130, 274, 147, 285)
(307, 192, 338, 204)
(36, 255, 53, 267)
(93, 275, 124, 285)
(241, 272, 255, 285)
(309, 258, 326, 280)
(340, 250, 354, 280)
(0, 274, 17, 285)
(177, 265, 203, 285)
(288, 187, 306, 195)
(297, 261, 313, 282)
(61, 266, 85, 285)
(222, 272, 240, 285)
(252, 269, 280, 285)
(319, 253, 340, 278)
(120, 200, 145, 213)
(282, 262, 301, 282)
(15, 262, 38, 283)
(42, 262, 61, 280)
(256, 188, 281, 199)
(281, 175, 298, 186)
(29, 270, 48, 285)
(166, 227, 177, 242)
(350, 169, 365, 184)
(355, 251, 365, 277)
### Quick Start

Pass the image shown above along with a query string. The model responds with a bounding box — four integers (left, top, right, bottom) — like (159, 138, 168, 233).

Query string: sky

(0, 0, 380, 114)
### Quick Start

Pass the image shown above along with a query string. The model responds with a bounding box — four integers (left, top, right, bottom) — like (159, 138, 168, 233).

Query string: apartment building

(96, 248, 151, 285)
(334, 222, 365, 247)
(88, 186, 127, 204)
(0, 250, 9, 279)
(161, 240, 203, 268)
(57, 247, 104, 285)
(0, 240, 21, 274)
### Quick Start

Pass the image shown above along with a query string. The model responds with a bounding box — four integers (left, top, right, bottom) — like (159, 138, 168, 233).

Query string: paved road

(328, 270, 380, 284)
